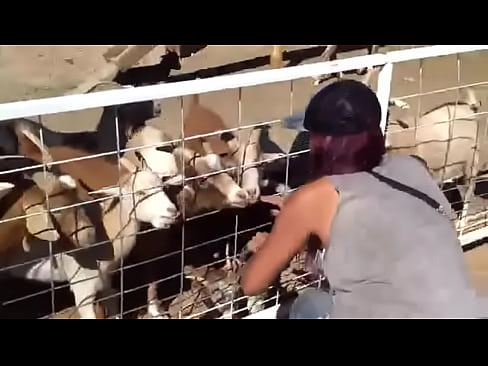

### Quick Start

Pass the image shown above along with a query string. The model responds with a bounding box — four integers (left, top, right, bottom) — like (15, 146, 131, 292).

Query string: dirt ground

(1, 45, 488, 311)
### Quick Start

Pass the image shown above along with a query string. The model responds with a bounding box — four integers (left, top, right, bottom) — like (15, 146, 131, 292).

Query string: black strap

(368, 170, 446, 216)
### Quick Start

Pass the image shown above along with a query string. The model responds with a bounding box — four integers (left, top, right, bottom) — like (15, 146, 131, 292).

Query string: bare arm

(240, 178, 339, 296)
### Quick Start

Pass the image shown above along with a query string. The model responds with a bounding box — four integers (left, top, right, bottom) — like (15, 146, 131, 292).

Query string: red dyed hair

(309, 127, 386, 179)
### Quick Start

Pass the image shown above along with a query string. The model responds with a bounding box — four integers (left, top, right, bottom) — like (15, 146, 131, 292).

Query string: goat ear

(0, 182, 14, 199)
(58, 175, 78, 190)
(30, 171, 58, 194)
(460, 87, 479, 105)
(89, 186, 120, 198)
(0, 182, 14, 191)
(16, 125, 53, 163)
(23, 201, 60, 243)
(156, 144, 175, 154)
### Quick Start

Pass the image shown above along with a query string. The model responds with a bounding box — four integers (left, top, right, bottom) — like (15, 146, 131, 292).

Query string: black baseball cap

(301, 79, 382, 136)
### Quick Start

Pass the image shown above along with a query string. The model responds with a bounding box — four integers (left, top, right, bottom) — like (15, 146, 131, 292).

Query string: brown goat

(0, 169, 102, 319)
(181, 95, 262, 206)
(0, 172, 93, 256)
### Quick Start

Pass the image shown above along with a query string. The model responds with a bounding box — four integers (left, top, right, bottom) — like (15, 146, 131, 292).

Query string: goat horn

(16, 125, 53, 164)
(30, 171, 58, 194)
(0, 182, 14, 191)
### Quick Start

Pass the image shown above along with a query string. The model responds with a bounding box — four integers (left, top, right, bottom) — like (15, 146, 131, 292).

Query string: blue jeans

(288, 288, 334, 319)
(289, 290, 488, 319)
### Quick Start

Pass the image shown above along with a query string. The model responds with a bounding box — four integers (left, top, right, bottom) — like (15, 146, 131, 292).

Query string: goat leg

(60, 254, 104, 319)
(145, 282, 167, 319)
(319, 45, 338, 62)
(239, 128, 262, 204)
(313, 45, 339, 85)
(359, 66, 410, 110)
(356, 45, 380, 75)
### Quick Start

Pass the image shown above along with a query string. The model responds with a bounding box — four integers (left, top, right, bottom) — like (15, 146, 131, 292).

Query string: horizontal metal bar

(0, 46, 486, 122)
(387, 45, 488, 63)
(459, 226, 488, 247)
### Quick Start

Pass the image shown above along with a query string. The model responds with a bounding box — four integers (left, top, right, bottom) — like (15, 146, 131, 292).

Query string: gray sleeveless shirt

(323, 153, 477, 318)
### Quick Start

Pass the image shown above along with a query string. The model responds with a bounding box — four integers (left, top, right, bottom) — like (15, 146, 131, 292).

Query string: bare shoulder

(286, 177, 337, 209)
(283, 177, 338, 242)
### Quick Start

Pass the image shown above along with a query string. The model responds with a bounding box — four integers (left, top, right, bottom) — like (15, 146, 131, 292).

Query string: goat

(5, 105, 256, 318)
(0, 157, 103, 318)
(120, 96, 260, 214)
(0, 156, 93, 252)
(182, 95, 262, 206)
(13, 125, 179, 318)
(312, 45, 383, 85)
(269, 75, 485, 229)
(386, 87, 485, 229)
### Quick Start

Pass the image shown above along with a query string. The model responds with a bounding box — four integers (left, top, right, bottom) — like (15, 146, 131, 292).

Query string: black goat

(0, 100, 160, 160)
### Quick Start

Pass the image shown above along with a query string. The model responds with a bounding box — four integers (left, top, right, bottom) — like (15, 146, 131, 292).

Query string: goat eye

(132, 190, 145, 198)
(220, 132, 235, 142)
(134, 151, 144, 161)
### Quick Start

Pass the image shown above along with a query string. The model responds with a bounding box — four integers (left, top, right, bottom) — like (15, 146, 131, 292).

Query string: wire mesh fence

(0, 45, 487, 319)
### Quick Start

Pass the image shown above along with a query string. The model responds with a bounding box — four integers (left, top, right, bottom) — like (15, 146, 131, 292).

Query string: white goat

(386, 87, 485, 231)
